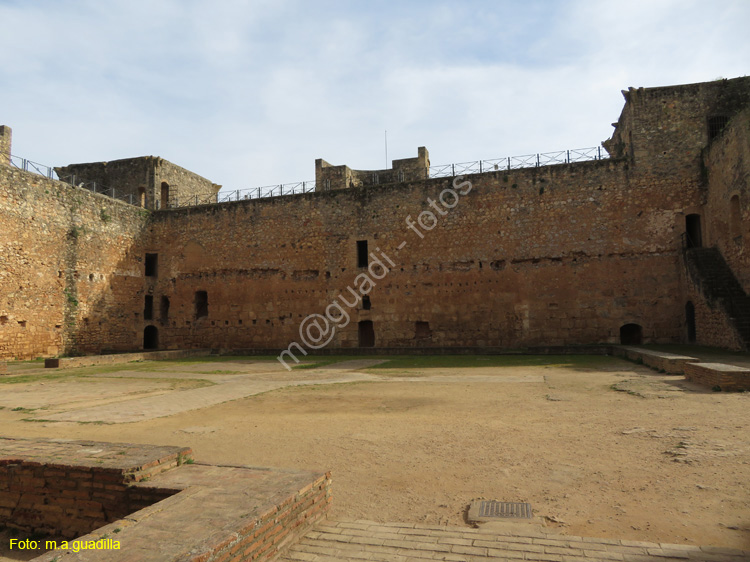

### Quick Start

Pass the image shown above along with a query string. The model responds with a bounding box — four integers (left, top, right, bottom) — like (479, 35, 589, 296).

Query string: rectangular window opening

(160, 296, 170, 323)
(357, 240, 369, 268)
(144, 295, 154, 320)
(195, 291, 208, 319)
(708, 115, 729, 141)
(145, 253, 158, 277)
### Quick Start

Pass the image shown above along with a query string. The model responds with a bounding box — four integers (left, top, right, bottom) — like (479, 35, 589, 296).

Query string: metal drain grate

(469, 500, 532, 521)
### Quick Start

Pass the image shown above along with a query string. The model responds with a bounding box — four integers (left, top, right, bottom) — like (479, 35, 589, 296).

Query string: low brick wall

(0, 438, 331, 561)
(191, 471, 331, 562)
(44, 349, 211, 369)
(683, 362, 750, 391)
(0, 438, 190, 539)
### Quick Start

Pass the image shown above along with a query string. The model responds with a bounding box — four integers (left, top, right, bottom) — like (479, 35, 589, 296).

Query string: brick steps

(280, 519, 750, 562)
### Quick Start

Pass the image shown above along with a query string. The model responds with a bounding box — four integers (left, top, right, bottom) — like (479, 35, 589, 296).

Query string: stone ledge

(611, 346, 699, 374)
(683, 362, 750, 391)
(44, 349, 211, 369)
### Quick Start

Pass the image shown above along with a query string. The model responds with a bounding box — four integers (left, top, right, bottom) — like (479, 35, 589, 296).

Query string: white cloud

(0, 0, 748, 192)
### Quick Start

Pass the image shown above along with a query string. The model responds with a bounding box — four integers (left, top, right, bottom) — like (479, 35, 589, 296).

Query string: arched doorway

(685, 302, 696, 343)
(685, 214, 702, 248)
(143, 325, 159, 350)
(358, 320, 375, 347)
(620, 323, 643, 345)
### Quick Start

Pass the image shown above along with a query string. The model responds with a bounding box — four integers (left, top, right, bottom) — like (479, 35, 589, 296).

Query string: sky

(1, 0, 748, 194)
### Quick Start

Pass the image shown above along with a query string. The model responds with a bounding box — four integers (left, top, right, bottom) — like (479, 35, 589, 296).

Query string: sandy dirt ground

(0, 354, 749, 560)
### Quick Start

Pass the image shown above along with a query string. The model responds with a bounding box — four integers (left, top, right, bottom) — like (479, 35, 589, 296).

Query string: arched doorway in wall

(143, 325, 159, 350)
(358, 320, 375, 347)
(685, 214, 702, 248)
(685, 301, 696, 343)
(619, 323, 643, 345)
(160, 182, 170, 209)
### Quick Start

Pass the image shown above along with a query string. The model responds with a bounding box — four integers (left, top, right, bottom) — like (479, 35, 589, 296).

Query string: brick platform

(611, 346, 699, 375)
(683, 362, 750, 391)
(281, 519, 750, 562)
(0, 437, 331, 561)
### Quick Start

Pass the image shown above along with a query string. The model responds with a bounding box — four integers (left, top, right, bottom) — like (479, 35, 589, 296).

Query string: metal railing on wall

(179, 181, 318, 208)
(3, 152, 136, 205)
(428, 146, 607, 178)
(3, 143, 610, 209)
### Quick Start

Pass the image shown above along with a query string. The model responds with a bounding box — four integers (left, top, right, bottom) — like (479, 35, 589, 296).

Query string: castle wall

(146, 157, 699, 351)
(0, 166, 148, 360)
(0, 126, 11, 163)
(703, 108, 750, 290)
(605, 78, 750, 179)
(55, 157, 220, 210)
(153, 159, 220, 208)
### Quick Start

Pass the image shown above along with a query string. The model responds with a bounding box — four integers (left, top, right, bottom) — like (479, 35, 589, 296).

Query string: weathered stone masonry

(1, 77, 749, 359)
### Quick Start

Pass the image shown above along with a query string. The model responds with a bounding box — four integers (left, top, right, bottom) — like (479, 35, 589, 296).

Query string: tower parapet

(315, 146, 429, 191)
(0, 125, 11, 165)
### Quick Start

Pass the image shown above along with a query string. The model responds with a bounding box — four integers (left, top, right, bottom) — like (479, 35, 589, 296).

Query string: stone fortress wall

(1, 77, 749, 360)
(56, 157, 221, 210)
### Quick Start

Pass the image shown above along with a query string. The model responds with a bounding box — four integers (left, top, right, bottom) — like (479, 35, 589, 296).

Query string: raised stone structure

(316, 146, 429, 191)
(56, 156, 221, 210)
(0, 77, 749, 360)
(0, 437, 330, 561)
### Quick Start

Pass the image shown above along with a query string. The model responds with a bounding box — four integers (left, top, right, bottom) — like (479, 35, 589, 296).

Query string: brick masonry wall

(146, 157, 699, 351)
(685, 277, 745, 350)
(0, 461, 177, 539)
(56, 157, 220, 211)
(0, 165, 149, 360)
(683, 363, 750, 391)
(704, 108, 750, 290)
(154, 159, 220, 209)
(203, 472, 331, 562)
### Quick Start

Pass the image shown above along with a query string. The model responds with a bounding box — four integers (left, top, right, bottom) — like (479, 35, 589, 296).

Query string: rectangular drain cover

(468, 500, 532, 522)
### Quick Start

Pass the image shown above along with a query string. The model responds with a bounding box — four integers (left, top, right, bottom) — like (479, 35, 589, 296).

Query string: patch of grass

(11, 406, 35, 412)
(171, 355, 278, 364)
(367, 354, 614, 371)
(291, 358, 348, 370)
(191, 370, 243, 375)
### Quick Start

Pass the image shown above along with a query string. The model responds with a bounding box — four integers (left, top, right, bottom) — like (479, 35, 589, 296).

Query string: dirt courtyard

(1, 353, 749, 554)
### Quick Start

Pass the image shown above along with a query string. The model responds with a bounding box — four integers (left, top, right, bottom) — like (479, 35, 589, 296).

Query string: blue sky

(1, 0, 748, 193)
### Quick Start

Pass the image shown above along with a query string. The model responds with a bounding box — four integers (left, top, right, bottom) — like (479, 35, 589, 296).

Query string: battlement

(315, 146, 430, 191)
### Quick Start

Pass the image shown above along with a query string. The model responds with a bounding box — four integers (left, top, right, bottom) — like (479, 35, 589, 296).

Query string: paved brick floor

(280, 519, 750, 562)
